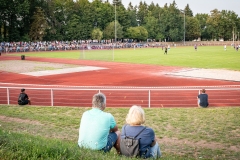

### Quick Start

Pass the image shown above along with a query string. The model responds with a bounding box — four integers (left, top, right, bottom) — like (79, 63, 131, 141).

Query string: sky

(121, 0, 240, 16)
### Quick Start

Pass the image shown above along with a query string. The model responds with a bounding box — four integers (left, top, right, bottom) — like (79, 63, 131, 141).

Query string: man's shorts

(198, 100, 208, 108)
(101, 132, 117, 152)
(19, 100, 29, 105)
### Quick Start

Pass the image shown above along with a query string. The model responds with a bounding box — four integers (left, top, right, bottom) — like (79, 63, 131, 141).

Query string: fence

(0, 86, 240, 108)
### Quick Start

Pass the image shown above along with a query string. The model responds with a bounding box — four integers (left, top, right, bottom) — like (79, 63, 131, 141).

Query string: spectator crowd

(0, 40, 168, 53)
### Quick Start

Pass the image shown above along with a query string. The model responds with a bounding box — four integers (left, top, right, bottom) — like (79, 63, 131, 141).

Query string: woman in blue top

(121, 105, 161, 159)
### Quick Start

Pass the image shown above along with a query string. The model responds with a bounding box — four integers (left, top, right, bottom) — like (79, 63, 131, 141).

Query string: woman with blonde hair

(121, 105, 161, 159)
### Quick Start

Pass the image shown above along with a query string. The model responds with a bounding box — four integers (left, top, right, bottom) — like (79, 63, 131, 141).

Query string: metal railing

(0, 86, 240, 108)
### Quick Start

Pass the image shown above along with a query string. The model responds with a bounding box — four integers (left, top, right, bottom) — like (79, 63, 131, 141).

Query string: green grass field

(0, 105, 239, 159)
(10, 46, 240, 70)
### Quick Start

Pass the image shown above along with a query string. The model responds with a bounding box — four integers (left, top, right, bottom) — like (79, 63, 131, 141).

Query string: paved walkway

(22, 66, 107, 76)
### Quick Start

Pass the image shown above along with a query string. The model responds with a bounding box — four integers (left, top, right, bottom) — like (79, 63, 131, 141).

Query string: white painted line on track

(1, 82, 240, 90)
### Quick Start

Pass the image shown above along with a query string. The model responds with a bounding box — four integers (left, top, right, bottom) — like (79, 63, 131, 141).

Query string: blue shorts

(101, 132, 117, 152)
(149, 142, 161, 158)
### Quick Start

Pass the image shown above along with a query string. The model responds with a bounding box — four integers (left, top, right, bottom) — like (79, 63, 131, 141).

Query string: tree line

(0, 0, 239, 42)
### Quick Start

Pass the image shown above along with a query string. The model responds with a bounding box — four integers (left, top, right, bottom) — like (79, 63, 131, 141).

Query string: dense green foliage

(0, 105, 239, 159)
(0, 0, 239, 42)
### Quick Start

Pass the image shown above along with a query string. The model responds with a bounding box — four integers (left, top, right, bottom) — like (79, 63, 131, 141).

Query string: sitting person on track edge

(197, 89, 209, 108)
(18, 88, 31, 105)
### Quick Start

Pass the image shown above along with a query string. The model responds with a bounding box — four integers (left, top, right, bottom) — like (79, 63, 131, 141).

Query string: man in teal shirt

(78, 93, 120, 153)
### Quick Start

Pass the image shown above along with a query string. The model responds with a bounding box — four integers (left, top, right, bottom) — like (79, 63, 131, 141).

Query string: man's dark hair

(21, 88, 25, 92)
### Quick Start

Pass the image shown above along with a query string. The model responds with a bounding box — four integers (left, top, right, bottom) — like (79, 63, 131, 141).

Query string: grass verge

(0, 105, 239, 159)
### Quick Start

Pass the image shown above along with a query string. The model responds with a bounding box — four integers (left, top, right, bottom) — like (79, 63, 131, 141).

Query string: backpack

(18, 93, 25, 104)
(120, 125, 146, 158)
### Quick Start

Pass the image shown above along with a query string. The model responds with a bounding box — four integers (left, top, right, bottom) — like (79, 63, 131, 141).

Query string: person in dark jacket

(197, 89, 209, 108)
(18, 88, 31, 105)
(164, 46, 168, 54)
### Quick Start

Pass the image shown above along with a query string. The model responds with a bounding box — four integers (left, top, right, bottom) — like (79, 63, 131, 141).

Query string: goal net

(79, 44, 114, 61)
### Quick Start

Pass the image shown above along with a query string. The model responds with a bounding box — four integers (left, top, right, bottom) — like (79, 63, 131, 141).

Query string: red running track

(0, 54, 240, 107)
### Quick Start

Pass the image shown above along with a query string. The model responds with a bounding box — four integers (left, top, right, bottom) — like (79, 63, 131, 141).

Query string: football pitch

(10, 46, 240, 71)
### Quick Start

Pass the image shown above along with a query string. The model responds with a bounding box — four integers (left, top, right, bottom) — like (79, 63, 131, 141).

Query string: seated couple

(78, 93, 161, 159)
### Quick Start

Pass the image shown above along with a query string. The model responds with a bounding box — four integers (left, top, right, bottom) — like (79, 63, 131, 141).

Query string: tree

(0, 0, 239, 42)
(159, 1, 184, 41)
(75, 0, 95, 40)
(29, 7, 48, 41)
(195, 13, 210, 40)
(92, 0, 113, 31)
(115, 2, 131, 35)
(127, 3, 138, 27)
(65, 14, 82, 40)
(218, 10, 239, 40)
(138, 26, 148, 41)
(0, 0, 30, 41)
(184, 4, 193, 17)
(148, 2, 163, 20)
(185, 17, 201, 40)
(42, 0, 76, 40)
(91, 28, 103, 42)
(137, 1, 149, 26)
(103, 21, 123, 40)
(147, 3, 164, 41)
(126, 26, 148, 41)
(143, 12, 158, 39)
(207, 9, 221, 40)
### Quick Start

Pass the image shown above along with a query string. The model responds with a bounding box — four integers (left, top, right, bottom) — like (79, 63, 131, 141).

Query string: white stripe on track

(0, 82, 240, 90)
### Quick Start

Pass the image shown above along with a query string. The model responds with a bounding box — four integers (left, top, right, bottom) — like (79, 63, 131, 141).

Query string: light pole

(115, 1, 117, 46)
(184, 12, 185, 45)
(112, 0, 120, 61)
(238, 31, 239, 43)
(180, 10, 185, 45)
(113, 1, 116, 61)
(233, 28, 234, 45)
